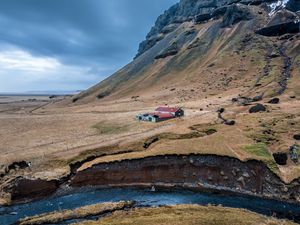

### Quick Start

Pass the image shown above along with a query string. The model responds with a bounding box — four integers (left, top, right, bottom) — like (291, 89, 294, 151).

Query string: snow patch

(268, 0, 290, 16)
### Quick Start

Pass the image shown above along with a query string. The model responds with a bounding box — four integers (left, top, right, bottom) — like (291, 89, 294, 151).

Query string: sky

(0, 0, 178, 93)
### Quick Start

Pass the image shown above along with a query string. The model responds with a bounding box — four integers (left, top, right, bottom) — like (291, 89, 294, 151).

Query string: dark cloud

(0, 0, 178, 92)
(0, 0, 178, 67)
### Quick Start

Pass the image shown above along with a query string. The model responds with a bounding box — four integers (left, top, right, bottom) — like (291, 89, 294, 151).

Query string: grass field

(75, 205, 297, 225)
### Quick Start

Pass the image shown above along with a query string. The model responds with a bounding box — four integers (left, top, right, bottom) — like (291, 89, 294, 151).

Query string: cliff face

(136, 0, 262, 58)
(136, 0, 299, 58)
(73, 0, 300, 103)
(8, 155, 300, 204)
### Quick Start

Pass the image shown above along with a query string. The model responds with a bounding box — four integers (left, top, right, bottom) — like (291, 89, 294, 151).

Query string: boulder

(294, 134, 300, 141)
(268, 98, 280, 104)
(249, 104, 267, 113)
(273, 153, 288, 165)
(225, 120, 236, 126)
(97, 92, 110, 99)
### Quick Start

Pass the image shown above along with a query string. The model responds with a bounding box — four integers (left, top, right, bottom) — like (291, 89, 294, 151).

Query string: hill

(72, 0, 300, 104)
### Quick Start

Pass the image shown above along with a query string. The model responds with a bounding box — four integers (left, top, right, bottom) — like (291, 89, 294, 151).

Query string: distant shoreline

(0, 91, 79, 97)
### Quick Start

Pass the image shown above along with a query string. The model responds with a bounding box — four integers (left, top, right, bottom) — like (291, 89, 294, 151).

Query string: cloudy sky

(0, 0, 177, 93)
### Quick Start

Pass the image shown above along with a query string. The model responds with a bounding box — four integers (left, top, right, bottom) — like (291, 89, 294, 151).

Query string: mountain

(72, 0, 300, 104)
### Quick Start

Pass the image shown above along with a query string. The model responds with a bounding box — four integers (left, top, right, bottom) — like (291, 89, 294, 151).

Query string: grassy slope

(75, 205, 296, 225)
(18, 201, 133, 225)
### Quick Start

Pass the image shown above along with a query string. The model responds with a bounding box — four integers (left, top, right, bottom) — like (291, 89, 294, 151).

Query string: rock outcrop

(136, 0, 299, 58)
(4, 154, 300, 205)
(70, 155, 300, 203)
(135, 0, 258, 58)
(256, 9, 300, 36)
(221, 4, 254, 27)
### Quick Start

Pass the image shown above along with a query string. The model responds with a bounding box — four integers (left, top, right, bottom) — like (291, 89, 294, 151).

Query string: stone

(237, 176, 245, 186)
(268, 98, 280, 104)
(289, 145, 299, 164)
(249, 104, 267, 113)
(242, 172, 250, 178)
(273, 153, 288, 165)
(293, 134, 300, 141)
(225, 120, 236, 126)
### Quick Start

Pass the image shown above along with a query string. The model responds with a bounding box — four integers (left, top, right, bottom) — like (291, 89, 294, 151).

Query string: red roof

(149, 112, 175, 119)
(155, 106, 181, 113)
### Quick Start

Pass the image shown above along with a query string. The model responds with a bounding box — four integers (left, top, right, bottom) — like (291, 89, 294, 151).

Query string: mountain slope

(72, 0, 299, 104)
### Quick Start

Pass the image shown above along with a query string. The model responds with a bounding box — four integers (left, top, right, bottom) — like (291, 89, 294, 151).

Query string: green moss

(265, 160, 279, 174)
(244, 143, 270, 158)
(244, 143, 279, 173)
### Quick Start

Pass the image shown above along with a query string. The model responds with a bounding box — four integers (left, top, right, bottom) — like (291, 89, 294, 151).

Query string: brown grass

(74, 205, 297, 225)
(18, 201, 134, 225)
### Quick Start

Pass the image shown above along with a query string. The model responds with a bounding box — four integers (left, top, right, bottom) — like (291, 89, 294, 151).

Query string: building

(136, 106, 184, 123)
(155, 106, 184, 117)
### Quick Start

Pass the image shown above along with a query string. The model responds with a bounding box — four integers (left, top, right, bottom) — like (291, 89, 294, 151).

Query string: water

(1, 187, 300, 225)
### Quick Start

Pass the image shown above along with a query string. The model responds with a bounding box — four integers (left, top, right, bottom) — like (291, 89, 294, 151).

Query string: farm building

(155, 106, 184, 117)
(136, 106, 184, 123)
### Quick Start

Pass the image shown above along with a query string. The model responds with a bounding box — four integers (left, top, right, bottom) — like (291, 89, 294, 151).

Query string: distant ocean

(0, 90, 81, 96)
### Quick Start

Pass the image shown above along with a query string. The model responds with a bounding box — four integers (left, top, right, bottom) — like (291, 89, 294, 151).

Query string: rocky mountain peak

(135, 0, 300, 58)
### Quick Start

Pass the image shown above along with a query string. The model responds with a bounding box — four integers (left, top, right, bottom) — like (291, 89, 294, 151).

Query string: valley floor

(0, 87, 299, 206)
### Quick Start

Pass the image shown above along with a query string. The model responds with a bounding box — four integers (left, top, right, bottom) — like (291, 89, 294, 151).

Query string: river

(1, 187, 300, 225)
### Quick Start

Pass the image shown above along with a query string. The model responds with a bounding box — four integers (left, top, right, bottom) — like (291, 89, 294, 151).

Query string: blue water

(1, 187, 300, 225)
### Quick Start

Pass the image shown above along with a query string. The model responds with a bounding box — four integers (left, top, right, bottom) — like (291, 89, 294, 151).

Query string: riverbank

(76, 204, 298, 225)
(1, 187, 300, 225)
(6, 154, 300, 206)
(17, 201, 134, 225)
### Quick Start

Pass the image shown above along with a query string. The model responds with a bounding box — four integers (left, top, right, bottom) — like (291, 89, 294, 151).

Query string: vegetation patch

(244, 143, 278, 173)
(244, 143, 270, 158)
(92, 122, 130, 135)
(189, 124, 217, 135)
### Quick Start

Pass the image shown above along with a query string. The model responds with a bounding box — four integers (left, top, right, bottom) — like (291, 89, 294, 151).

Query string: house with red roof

(155, 106, 184, 117)
(136, 106, 184, 122)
